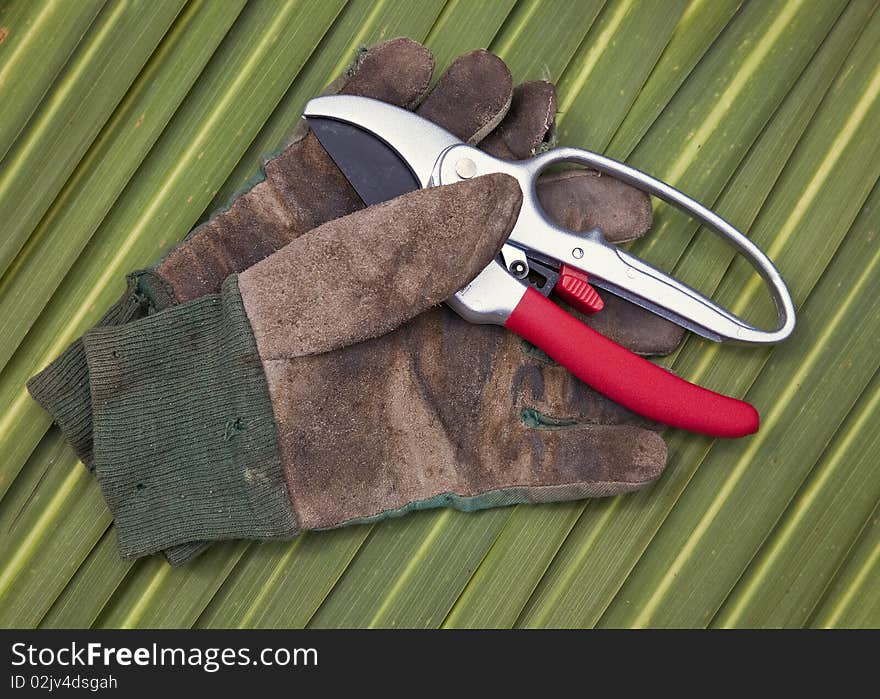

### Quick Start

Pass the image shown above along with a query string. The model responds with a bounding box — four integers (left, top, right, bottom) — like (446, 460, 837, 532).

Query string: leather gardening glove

(29, 39, 683, 561)
(182, 79, 688, 559)
(83, 175, 522, 558)
(27, 38, 512, 564)
(86, 88, 685, 562)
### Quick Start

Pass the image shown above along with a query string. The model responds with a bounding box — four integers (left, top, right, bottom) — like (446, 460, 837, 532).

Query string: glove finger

(537, 169, 653, 244)
(481, 80, 558, 159)
(478, 423, 667, 499)
(577, 293, 685, 355)
(337, 37, 435, 108)
(515, 360, 662, 430)
(416, 49, 513, 143)
(238, 174, 522, 359)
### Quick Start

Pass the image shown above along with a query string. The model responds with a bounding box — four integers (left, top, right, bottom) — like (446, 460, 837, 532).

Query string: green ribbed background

(0, 0, 877, 628)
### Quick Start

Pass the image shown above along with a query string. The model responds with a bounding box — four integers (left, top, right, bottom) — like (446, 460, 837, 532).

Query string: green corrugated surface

(0, 0, 877, 629)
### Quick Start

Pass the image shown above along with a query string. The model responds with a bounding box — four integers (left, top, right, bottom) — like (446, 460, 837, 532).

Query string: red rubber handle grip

(505, 288, 759, 437)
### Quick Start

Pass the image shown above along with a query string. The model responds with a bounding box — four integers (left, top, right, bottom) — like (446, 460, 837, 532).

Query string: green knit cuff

(27, 337, 99, 468)
(26, 271, 171, 468)
(163, 541, 211, 566)
(83, 278, 299, 558)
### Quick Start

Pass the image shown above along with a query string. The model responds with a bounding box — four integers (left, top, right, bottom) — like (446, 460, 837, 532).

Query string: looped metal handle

(515, 147, 796, 344)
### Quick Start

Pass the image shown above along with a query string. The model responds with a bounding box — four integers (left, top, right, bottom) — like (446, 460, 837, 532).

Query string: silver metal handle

(436, 144, 796, 345)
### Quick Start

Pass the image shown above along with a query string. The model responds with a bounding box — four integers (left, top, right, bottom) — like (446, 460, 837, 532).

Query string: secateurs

(303, 95, 796, 438)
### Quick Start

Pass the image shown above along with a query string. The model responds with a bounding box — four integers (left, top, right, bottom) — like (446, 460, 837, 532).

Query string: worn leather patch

(268, 307, 666, 530)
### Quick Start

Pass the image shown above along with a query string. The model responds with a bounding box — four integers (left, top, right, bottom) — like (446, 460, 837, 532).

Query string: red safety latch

(556, 264, 604, 315)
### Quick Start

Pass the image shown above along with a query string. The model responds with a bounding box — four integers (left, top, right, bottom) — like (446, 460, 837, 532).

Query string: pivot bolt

(510, 260, 528, 278)
(455, 158, 477, 179)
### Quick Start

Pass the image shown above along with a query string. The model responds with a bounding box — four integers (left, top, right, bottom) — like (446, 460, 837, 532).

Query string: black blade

(307, 117, 421, 206)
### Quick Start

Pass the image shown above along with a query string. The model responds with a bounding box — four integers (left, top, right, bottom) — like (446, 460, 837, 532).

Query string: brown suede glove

(29, 39, 683, 563)
(83, 169, 677, 559)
